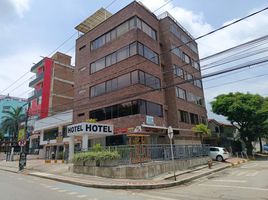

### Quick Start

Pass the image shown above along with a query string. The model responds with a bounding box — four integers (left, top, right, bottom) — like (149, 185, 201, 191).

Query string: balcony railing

(29, 72, 44, 87)
(28, 89, 42, 101)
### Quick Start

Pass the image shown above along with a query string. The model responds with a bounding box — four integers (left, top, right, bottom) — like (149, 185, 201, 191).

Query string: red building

(28, 52, 74, 120)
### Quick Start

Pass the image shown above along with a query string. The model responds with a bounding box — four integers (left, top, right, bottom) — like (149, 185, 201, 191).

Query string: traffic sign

(18, 140, 26, 147)
(168, 126, 173, 139)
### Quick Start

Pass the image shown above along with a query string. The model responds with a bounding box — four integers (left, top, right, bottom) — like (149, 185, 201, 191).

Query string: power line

(204, 73, 268, 90)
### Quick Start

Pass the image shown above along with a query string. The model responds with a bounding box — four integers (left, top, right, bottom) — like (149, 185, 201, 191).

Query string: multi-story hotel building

(73, 2, 207, 146)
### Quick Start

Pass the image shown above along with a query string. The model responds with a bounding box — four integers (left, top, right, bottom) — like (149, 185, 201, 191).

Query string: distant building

(206, 119, 238, 151)
(28, 52, 74, 150)
(73, 1, 207, 147)
(0, 95, 27, 138)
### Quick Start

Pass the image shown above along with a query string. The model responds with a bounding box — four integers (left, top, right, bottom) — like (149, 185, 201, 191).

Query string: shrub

(92, 143, 103, 152)
(73, 150, 120, 163)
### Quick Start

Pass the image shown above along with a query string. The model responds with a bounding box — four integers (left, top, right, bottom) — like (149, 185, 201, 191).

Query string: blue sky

(1, 0, 268, 122)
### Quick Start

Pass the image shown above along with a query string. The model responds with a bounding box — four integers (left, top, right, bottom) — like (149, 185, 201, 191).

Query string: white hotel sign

(67, 123, 113, 137)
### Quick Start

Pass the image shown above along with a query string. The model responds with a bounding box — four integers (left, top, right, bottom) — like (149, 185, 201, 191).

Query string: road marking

(77, 195, 87, 198)
(246, 171, 258, 177)
(58, 190, 67, 193)
(212, 179, 247, 183)
(50, 187, 60, 190)
(241, 164, 258, 169)
(199, 184, 268, 191)
(68, 192, 78, 195)
(236, 171, 247, 176)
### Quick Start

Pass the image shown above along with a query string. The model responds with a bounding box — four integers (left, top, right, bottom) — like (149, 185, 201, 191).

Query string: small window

(117, 46, 129, 62)
(138, 43, 144, 56)
(79, 45, 86, 51)
(131, 71, 139, 84)
(79, 66, 86, 72)
(105, 32, 111, 43)
(139, 71, 145, 85)
(117, 73, 131, 89)
(78, 89, 86, 95)
(129, 42, 137, 56)
(78, 113, 85, 117)
(129, 17, 136, 30)
(117, 21, 129, 37)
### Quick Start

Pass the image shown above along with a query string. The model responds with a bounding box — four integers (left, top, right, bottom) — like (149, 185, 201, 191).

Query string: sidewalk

(0, 158, 235, 189)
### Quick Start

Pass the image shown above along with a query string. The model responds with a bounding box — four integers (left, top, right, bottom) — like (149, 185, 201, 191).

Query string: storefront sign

(146, 116, 154, 125)
(67, 123, 113, 136)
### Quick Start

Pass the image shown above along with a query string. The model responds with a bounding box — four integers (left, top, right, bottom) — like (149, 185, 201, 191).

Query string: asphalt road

(0, 160, 267, 200)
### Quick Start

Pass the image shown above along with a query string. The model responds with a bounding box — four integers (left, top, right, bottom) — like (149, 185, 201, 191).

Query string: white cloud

(0, 48, 44, 98)
(9, 0, 30, 18)
(141, 0, 268, 121)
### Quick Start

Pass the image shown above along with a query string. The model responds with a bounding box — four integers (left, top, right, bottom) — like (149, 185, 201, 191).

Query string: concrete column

(29, 137, 33, 149)
(56, 145, 59, 159)
(82, 134, 89, 151)
(68, 135, 75, 162)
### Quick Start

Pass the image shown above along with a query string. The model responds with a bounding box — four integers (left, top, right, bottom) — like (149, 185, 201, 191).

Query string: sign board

(67, 122, 114, 137)
(146, 116, 154, 125)
(56, 136, 63, 143)
(167, 126, 173, 139)
(18, 140, 26, 147)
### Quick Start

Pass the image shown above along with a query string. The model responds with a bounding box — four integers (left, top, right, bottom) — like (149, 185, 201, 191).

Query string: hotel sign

(67, 122, 113, 137)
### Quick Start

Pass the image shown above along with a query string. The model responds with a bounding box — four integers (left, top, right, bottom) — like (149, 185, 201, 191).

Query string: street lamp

(168, 126, 176, 181)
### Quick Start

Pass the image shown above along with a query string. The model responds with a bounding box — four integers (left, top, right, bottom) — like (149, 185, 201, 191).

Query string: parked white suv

(209, 147, 229, 162)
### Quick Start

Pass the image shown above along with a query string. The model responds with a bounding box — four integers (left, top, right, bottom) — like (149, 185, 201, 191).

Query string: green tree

(211, 92, 268, 155)
(1, 106, 25, 141)
(192, 123, 211, 144)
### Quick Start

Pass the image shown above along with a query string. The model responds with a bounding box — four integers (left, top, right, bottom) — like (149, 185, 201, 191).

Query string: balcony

(28, 89, 42, 101)
(29, 72, 44, 87)
(31, 59, 44, 72)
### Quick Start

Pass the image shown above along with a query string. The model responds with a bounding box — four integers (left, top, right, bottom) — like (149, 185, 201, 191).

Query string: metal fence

(80, 144, 209, 165)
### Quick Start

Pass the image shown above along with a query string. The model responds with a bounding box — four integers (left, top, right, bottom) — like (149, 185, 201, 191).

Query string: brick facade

(74, 2, 207, 144)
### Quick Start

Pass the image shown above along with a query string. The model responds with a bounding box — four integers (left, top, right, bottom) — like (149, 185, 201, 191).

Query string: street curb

(0, 167, 19, 174)
(28, 165, 230, 190)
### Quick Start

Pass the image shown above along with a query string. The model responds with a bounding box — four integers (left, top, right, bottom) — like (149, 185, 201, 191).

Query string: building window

(77, 113, 85, 117)
(173, 65, 184, 78)
(171, 44, 183, 59)
(190, 113, 199, 125)
(89, 100, 163, 121)
(194, 79, 202, 88)
(90, 70, 160, 98)
(2, 106, 10, 113)
(90, 17, 157, 51)
(201, 116, 207, 124)
(176, 87, 186, 100)
(43, 128, 58, 141)
(117, 46, 129, 62)
(179, 110, 189, 123)
(90, 42, 159, 74)
(183, 53, 191, 64)
(90, 82, 105, 97)
(138, 42, 159, 64)
(117, 73, 131, 89)
(37, 96, 42, 105)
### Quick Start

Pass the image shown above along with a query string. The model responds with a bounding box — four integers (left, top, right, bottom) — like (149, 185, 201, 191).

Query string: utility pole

(168, 126, 176, 181)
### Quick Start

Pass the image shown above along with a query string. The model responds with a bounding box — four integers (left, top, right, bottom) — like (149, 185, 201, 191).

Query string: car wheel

(216, 155, 223, 162)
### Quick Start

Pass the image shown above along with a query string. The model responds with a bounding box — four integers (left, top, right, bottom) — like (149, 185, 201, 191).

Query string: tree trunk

(259, 136, 263, 153)
(245, 141, 253, 156)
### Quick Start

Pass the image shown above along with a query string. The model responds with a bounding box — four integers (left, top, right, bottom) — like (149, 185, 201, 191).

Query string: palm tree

(192, 123, 211, 144)
(1, 106, 25, 141)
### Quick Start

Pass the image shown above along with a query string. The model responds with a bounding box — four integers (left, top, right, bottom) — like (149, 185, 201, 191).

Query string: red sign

(18, 140, 26, 147)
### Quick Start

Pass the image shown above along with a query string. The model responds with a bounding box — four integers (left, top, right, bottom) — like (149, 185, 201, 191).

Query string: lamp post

(168, 126, 176, 181)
